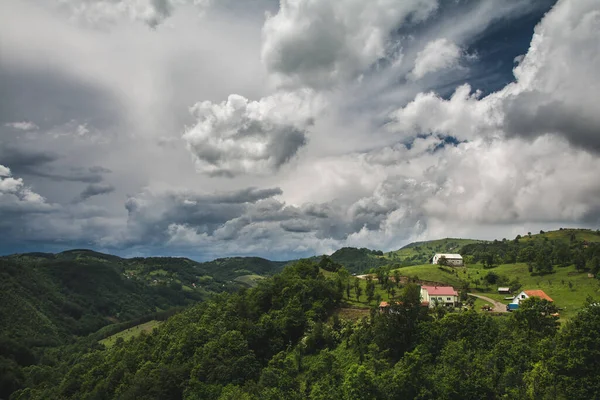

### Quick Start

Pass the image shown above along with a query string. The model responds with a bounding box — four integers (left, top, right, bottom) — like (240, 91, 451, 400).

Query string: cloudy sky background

(1, 0, 599, 260)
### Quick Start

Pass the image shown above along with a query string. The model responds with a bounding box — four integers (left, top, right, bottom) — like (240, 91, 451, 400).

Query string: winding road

(468, 293, 507, 312)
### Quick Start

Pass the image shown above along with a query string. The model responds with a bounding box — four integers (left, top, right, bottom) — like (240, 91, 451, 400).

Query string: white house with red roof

(511, 289, 553, 304)
(420, 285, 459, 307)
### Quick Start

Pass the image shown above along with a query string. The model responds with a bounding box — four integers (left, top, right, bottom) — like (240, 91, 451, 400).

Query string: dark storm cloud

(122, 187, 285, 244)
(0, 143, 113, 183)
(79, 183, 115, 201)
(504, 94, 600, 152)
(0, 66, 124, 131)
(0, 146, 59, 170)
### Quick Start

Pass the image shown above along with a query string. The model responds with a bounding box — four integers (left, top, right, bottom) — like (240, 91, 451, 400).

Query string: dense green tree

(511, 297, 559, 339)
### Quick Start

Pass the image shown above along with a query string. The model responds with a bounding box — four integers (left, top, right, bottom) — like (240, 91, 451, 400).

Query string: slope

(385, 238, 483, 266)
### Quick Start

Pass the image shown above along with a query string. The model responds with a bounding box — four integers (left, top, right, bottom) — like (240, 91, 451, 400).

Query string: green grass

(519, 228, 600, 244)
(390, 263, 466, 287)
(341, 276, 400, 308)
(389, 262, 600, 321)
(384, 238, 483, 265)
(99, 320, 162, 348)
(234, 274, 265, 287)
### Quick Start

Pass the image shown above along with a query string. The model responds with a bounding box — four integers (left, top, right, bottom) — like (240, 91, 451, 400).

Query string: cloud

(183, 91, 316, 176)
(409, 38, 462, 80)
(49, 0, 179, 28)
(4, 121, 38, 131)
(79, 183, 116, 201)
(0, 164, 54, 213)
(499, 0, 600, 150)
(0, 165, 11, 177)
(386, 84, 500, 140)
(261, 0, 439, 89)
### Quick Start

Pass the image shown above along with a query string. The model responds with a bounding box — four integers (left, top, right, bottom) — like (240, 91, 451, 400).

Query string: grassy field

(389, 262, 600, 321)
(99, 320, 162, 348)
(519, 228, 600, 244)
(234, 274, 265, 287)
(384, 238, 483, 265)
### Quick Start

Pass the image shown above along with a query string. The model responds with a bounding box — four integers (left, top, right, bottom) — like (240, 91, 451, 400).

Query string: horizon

(2, 226, 595, 262)
(2, 0, 600, 260)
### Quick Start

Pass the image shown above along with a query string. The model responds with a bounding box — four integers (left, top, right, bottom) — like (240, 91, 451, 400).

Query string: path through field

(468, 293, 507, 312)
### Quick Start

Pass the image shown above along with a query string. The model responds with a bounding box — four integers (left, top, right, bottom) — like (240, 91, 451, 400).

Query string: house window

(521, 294, 526, 299)
(447, 297, 451, 301)
(438, 297, 442, 301)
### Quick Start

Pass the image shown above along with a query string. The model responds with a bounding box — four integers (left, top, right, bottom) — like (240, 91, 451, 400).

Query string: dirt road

(468, 293, 507, 312)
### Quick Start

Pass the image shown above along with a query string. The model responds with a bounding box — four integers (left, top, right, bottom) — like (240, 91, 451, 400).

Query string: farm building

(511, 289, 553, 304)
(420, 285, 459, 307)
(497, 287, 511, 294)
(432, 253, 464, 266)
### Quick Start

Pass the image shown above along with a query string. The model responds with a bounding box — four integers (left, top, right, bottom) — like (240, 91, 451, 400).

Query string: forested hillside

(0, 251, 286, 398)
(9, 259, 600, 400)
(459, 228, 600, 272)
(328, 247, 387, 273)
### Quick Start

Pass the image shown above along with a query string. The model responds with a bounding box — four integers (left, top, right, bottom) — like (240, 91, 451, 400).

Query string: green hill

(10, 258, 600, 400)
(385, 238, 483, 266)
(328, 247, 387, 273)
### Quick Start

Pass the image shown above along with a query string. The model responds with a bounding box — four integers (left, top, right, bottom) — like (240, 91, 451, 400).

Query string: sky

(1, 0, 600, 261)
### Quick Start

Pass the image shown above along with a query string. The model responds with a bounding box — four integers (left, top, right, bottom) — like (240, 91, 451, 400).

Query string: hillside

(328, 247, 387, 273)
(385, 238, 483, 266)
(10, 259, 600, 400)
(0, 251, 289, 347)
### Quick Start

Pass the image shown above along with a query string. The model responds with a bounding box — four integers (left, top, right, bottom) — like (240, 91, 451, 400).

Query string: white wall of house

(421, 287, 458, 307)
(512, 291, 529, 304)
(432, 254, 464, 266)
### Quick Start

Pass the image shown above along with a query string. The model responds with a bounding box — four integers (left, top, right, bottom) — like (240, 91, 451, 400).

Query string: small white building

(432, 253, 464, 266)
(421, 285, 459, 307)
(511, 289, 553, 304)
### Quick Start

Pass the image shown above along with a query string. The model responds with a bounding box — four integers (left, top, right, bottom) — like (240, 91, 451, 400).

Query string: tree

(483, 271, 500, 286)
(573, 250, 585, 271)
(586, 256, 600, 275)
(393, 270, 401, 288)
(355, 285, 363, 301)
(511, 297, 559, 339)
(509, 278, 522, 294)
(552, 241, 571, 267)
(437, 256, 449, 267)
(365, 278, 375, 304)
(483, 253, 497, 269)
(341, 364, 377, 400)
(533, 250, 553, 275)
(546, 302, 600, 398)
(375, 293, 382, 306)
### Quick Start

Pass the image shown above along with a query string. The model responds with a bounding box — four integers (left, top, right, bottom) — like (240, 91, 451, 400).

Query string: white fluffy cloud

(261, 0, 439, 88)
(388, 0, 600, 148)
(387, 84, 501, 140)
(500, 0, 600, 150)
(0, 164, 52, 211)
(409, 38, 462, 80)
(183, 90, 318, 176)
(4, 121, 38, 131)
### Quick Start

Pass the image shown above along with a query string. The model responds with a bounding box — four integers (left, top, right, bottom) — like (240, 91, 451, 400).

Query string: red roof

(422, 286, 458, 296)
(379, 301, 389, 307)
(524, 290, 553, 302)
